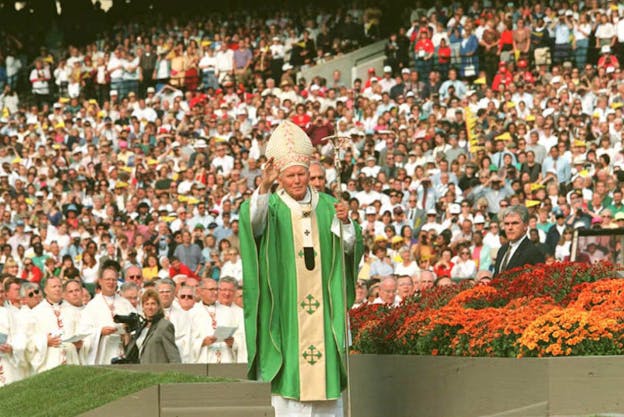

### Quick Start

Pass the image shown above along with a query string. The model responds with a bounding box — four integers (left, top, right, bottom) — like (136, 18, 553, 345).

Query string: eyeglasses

(461, 251, 470, 255)
(179, 294, 194, 300)
(127, 274, 141, 280)
(27, 289, 40, 298)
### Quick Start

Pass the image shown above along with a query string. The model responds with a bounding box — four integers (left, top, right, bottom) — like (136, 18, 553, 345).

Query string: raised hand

(334, 201, 350, 224)
(260, 157, 279, 194)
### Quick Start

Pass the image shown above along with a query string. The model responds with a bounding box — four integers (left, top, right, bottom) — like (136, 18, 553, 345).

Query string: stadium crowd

(1, 0, 624, 384)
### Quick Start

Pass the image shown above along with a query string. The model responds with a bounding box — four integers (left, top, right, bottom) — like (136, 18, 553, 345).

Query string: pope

(239, 120, 363, 416)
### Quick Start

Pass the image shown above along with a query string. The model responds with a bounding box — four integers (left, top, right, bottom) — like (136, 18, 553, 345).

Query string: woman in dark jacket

(132, 288, 181, 364)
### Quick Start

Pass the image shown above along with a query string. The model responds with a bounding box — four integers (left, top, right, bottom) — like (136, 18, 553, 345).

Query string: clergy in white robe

(78, 265, 135, 365)
(156, 279, 192, 363)
(190, 278, 237, 364)
(0, 305, 23, 386)
(14, 282, 42, 378)
(29, 277, 81, 373)
(216, 276, 247, 363)
(62, 280, 87, 364)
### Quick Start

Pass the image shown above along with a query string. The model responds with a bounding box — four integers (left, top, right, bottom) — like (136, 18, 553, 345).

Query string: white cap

(449, 204, 461, 214)
(401, 68, 411, 74)
(365, 206, 377, 215)
(473, 213, 485, 224)
(282, 63, 293, 71)
(383, 65, 392, 73)
(110, 90, 118, 96)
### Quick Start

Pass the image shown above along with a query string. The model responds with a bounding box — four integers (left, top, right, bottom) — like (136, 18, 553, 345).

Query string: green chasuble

(239, 188, 363, 401)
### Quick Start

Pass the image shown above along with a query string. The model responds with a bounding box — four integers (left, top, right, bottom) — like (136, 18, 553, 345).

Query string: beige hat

(265, 120, 314, 172)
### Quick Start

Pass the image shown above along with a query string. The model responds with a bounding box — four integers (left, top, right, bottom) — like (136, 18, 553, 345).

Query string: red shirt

(414, 39, 434, 54)
(434, 262, 454, 279)
(169, 262, 198, 279)
(438, 46, 451, 64)
(492, 71, 513, 92)
(598, 55, 620, 71)
(21, 266, 43, 283)
(499, 30, 513, 49)
(291, 113, 311, 129)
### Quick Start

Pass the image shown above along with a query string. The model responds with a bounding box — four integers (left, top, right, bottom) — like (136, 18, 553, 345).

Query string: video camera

(110, 313, 145, 364)
(113, 312, 144, 333)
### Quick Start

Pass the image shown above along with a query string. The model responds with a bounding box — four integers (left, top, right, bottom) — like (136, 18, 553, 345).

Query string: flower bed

(350, 262, 624, 357)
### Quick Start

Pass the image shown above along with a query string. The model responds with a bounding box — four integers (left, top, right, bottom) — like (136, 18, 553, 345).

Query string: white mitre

(265, 120, 314, 172)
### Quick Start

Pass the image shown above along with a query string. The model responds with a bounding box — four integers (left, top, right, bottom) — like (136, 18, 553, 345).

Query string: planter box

(80, 365, 271, 417)
(83, 357, 624, 417)
(349, 354, 624, 417)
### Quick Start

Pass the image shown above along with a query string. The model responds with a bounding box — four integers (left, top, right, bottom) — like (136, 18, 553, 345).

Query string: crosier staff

(321, 134, 355, 417)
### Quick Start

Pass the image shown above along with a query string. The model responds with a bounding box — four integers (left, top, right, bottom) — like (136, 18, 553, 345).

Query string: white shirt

(215, 49, 234, 73)
(220, 259, 243, 285)
(5, 56, 21, 77)
(29, 67, 51, 95)
(211, 154, 234, 176)
(451, 259, 477, 279)
(107, 54, 124, 79)
(596, 22, 616, 40)
(394, 261, 420, 277)
(199, 54, 218, 73)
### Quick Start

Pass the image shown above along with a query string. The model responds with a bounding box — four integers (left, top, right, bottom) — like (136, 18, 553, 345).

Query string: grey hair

(199, 277, 217, 289)
(218, 276, 239, 289)
(179, 286, 196, 298)
(420, 270, 437, 281)
(501, 205, 529, 224)
(155, 278, 176, 292)
(309, 160, 325, 173)
(20, 282, 40, 297)
(119, 281, 139, 294)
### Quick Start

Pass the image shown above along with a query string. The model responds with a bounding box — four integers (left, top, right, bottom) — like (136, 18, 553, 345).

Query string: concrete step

(161, 406, 275, 417)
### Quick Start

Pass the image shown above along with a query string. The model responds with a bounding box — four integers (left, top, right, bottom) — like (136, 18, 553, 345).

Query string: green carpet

(0, 365, 233, 417)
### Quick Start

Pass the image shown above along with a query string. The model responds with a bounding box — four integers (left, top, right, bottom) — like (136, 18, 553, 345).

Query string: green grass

(0, 365, 234, 417)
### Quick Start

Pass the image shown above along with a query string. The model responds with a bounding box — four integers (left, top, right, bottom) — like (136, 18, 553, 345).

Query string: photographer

(125, 289, 181, 364)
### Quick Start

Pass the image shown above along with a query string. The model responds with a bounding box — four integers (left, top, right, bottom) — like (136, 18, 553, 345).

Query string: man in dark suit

(493, 205, 546, 276)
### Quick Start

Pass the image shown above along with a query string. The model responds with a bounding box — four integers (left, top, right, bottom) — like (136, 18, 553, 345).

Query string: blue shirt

(554, 24, 571, 45)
